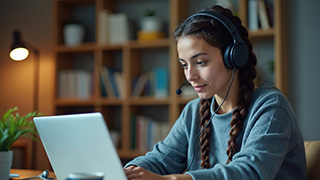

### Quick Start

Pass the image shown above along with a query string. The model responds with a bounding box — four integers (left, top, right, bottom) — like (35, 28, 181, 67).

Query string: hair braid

(199, 98, 212, 169)
(226, 34, 257, 164)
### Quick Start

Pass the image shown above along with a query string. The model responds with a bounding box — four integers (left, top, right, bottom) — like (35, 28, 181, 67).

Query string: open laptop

(33, 112, 127, 180)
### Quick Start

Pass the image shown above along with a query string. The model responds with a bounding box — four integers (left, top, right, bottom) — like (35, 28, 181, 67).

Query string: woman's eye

(180, 63, 188, 69)
(196, 61, 206, 66)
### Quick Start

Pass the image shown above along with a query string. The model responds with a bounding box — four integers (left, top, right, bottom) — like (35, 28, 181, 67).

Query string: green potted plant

(0, 107, 41, 180)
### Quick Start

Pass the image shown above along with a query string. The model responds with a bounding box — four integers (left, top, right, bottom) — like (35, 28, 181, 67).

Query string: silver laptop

(33, 112, 127, 180)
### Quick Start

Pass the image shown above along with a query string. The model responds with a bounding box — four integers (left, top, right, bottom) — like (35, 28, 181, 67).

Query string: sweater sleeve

(124, 105, 190, 175)
(186, 99, 305, 180)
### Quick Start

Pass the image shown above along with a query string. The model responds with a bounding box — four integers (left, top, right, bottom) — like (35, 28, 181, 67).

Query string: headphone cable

(186, 68, 237, 171)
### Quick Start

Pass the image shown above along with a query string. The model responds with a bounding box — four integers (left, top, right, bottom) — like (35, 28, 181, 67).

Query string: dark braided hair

(199, 98, 212, 168)
(174, 5, 257, 167)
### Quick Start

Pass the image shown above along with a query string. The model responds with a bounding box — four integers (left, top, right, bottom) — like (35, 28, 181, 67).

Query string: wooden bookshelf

(52, 0, 287, 159)
(239, 0, 288, 95)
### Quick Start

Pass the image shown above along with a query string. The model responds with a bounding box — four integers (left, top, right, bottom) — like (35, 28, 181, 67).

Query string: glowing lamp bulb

(10, 47, 29, 61)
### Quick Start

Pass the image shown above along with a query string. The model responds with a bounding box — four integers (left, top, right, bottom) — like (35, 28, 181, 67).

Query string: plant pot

(140, 16, 162, 32)
(63, 24, 85, 46)
(0, 151, 13, 180)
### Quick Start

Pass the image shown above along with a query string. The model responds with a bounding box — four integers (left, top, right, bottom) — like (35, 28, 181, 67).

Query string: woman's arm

(124, 166, 192, 180)
(124, 99, 201, 174)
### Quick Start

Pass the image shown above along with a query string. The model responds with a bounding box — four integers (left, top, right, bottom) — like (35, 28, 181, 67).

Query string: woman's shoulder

(249, 83, 296, 124)
(252, 83, 289, 107)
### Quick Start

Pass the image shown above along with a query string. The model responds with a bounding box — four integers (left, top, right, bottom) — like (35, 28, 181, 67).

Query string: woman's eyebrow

(178, 52, 208, 62)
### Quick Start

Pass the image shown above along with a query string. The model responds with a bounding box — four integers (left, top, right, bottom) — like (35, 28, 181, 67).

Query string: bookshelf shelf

(250, 28, 274, 38)
(100, 98, 123, 105)
(55, 99, 95, 106)
(53, 0, 287, 159)
(127, 39, 171, 49)
(129, 97, 170, 105)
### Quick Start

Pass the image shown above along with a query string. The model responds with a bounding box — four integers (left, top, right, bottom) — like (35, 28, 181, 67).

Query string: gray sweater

(125, 83, 307, 180)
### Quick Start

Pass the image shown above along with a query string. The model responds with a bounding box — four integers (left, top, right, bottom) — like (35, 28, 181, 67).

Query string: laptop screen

(34, 112, 127, 180)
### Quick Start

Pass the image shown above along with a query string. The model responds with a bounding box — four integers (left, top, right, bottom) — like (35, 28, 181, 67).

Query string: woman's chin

(197, 92, 214, 100)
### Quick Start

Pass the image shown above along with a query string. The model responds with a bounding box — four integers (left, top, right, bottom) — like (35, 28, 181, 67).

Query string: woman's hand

(124, 166, 163, 180)
(124, 166, 192, 180)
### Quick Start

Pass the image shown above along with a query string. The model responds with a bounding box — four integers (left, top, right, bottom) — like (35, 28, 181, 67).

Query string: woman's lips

(193, 85, 206, 92)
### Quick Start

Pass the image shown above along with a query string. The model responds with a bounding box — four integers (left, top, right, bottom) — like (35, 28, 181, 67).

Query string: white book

(66, 70, 75, 98)
(58, 70, 68, 98)
(74, 70, 92, 100)
(108, 13, 130, 44)
(98, 10, 110, 45)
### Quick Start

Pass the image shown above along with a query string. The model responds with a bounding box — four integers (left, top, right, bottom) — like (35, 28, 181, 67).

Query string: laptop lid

(33, 112, 127, 180)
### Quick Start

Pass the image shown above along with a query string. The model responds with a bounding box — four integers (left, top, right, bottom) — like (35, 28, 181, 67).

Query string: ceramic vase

(0, 151, 13, 180)
(63, 24, 85, 46)
(140, 16, 162, 32)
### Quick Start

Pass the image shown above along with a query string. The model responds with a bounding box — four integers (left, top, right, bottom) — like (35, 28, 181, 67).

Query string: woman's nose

(186, 66, 198, 82)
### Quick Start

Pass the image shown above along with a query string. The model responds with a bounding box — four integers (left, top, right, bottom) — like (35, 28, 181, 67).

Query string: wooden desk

(10, 169, 56, 179)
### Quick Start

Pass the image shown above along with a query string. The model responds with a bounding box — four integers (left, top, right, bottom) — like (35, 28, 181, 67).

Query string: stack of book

(98, 10, 132, 45)
(248, 0, 274, 30)
(131, 68, 169, 98)
(99, 66, 123, 98)
(130, 115, 170, 151)
(58, 69, 93, 100)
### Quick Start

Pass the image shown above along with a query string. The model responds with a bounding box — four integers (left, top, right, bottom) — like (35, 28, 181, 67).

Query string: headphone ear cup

(223, 44, 234, 70)
(223, 42, 249, 70)
(232, 42, 249, 69)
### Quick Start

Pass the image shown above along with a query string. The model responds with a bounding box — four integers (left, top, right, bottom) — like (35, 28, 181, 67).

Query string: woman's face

(177, 35, 233, 99)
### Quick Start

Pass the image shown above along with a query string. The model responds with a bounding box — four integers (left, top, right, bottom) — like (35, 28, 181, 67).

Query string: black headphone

(185, 10, 249, 70)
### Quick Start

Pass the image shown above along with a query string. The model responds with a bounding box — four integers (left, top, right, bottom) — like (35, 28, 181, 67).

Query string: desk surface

(10, 169, 56, 179)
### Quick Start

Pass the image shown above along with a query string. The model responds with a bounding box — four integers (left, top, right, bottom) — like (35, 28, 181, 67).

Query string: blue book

(154, 68, 169, 98)
(107, 68, 119, 97)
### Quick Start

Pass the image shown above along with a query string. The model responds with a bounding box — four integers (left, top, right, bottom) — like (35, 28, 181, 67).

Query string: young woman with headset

(124, 5, 307, 180)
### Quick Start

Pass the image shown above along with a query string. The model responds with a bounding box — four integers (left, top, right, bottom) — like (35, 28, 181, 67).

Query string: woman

(124, 5, 307, 180)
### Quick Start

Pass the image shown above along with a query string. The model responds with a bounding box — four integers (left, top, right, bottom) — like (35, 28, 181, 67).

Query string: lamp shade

(9, 30, 29, 61)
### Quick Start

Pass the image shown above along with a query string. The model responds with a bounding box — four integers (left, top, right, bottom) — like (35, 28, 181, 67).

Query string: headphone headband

(184, 10, 249, 69)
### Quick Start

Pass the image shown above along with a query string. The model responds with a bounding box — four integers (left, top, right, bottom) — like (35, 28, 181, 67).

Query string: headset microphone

(176, 80, 189, 95)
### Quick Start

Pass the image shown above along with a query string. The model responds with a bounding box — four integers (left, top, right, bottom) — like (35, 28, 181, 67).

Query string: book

(130, 115, 137, 149)
(107, 68, 120, 98)
(132, 74, 148, 97)
(248, 0, 259, 30)
(100, 67, 115, 98)
(58, 70, 92, 99)
(97, 9, 110, 45)
(99, 73, 108, 97)
(114, 71, 124, 98)
(258, 0, 270, 29)
(74, 70, 92, 99)
(265, 0, 274, 27)
(108, 13, 131, 44)
(99, 67, 123, 98)
(154, 68, 169, 98)
(58, 71, 68, 98)
(132, 115, 169, 151)
(66, 70, 75, 98)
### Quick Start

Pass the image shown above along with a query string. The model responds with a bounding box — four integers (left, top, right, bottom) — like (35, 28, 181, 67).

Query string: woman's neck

(214, 75, 239, 114)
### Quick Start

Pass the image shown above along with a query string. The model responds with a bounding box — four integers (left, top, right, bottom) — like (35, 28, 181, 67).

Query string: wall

(0, 0, 54, 169)
(287, 0, 320, 140)
(0, 0, 319, 170)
